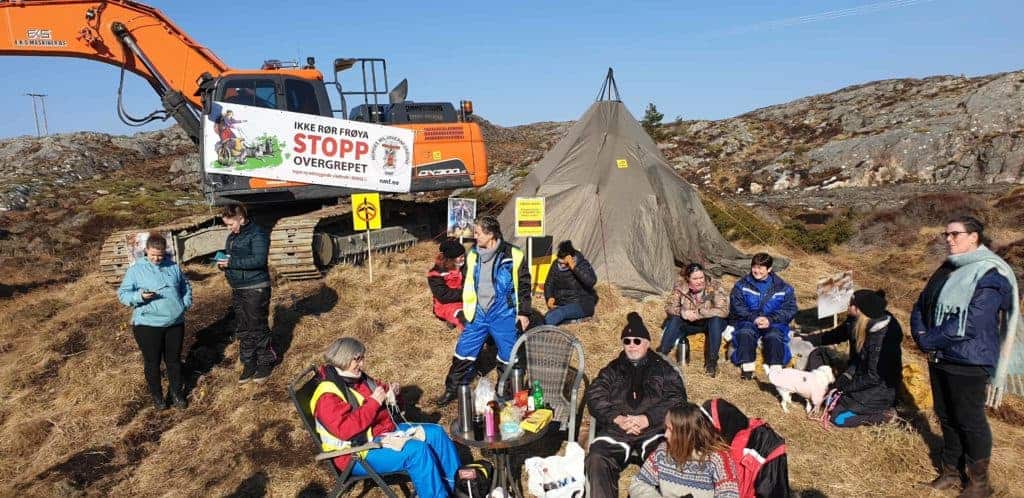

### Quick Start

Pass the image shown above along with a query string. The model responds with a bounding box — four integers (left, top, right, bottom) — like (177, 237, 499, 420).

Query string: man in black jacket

(219, 204, 274, 384)
(585, 312, 687, 498)
(544, 240, 598, 325)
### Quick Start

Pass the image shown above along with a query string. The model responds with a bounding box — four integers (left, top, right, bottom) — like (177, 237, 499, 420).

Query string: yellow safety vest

(462, 244, 524, 322)
(309, 380, 376, 456)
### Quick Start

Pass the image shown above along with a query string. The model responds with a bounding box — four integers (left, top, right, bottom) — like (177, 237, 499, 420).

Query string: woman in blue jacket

(913, 216, 1019, 498)
(118, 233, 192, 410)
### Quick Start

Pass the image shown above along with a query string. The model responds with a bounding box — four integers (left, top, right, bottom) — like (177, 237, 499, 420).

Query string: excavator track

(99, 214, 224, 284)
(100, 200, 423, 284)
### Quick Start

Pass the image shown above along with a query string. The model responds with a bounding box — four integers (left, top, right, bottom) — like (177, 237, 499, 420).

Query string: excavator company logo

(370, 136, 410, 176)
(416, 160, 467, 178)
(15, 29, 68, 48)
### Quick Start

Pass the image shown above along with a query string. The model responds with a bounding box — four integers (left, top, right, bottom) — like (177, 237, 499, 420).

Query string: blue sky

(2, 0, 1022, 138)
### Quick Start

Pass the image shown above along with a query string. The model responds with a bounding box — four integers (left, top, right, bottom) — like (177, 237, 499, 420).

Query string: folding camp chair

(497, 325, 587, 444)
(583, 352, 685, 496)
(288, 364, 414, 498)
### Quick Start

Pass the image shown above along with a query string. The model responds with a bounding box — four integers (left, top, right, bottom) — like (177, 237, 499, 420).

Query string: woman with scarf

(912, 215, 1020, 498)
(803, 289, 903, 427)
(311, 338, 461, 497)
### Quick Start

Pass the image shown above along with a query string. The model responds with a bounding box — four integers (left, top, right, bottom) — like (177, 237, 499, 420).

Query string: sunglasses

(941, 231, 971, 239)
(622, 338, 645, 346)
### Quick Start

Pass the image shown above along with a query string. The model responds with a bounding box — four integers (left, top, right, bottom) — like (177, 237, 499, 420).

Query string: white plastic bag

(524, 442, 585, 498)
(474, 377, 495, 415)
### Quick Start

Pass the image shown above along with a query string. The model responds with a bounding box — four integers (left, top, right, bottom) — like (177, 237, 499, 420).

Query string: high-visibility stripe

(462, 245, 524, 323)
(310, 380, 375, 456)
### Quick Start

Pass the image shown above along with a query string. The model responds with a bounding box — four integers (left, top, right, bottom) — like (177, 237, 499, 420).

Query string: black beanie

(621, 312, 651, 341)
(852, 289, 887, 319)
(439, 238, 465, 259)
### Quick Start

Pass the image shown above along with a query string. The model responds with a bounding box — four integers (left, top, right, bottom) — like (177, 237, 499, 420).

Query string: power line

(25, 93, 50, 136)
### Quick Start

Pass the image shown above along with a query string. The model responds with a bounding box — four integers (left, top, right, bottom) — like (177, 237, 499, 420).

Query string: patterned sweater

(628, 442, 740, 498)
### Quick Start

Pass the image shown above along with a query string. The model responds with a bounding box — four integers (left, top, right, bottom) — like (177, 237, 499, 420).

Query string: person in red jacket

(427, 238, 467, 331)
(312, 338, 460, 496)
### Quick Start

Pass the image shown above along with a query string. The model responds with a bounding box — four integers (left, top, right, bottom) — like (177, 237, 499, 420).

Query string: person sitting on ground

(799, 289, 903, 427)
(117, 233, 192, 410)
(427, 238, 467, 331)
(544, 240, 598, 325)
(700, 398, 790, 498)
(660, 262, 729, 377)
(312, 338, 461, 497)
(629, 403, 741, 498)
(585, 312, 688, 498)
(728, 253, 797, 380)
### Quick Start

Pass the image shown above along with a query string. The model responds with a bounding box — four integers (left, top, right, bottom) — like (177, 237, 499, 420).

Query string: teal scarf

(938, 245, 1022, 407)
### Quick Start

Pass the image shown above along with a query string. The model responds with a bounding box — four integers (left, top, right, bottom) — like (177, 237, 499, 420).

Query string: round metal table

(448, 419, 551, 497)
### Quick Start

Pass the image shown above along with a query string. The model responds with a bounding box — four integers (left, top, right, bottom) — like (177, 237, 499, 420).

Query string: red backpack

(707, 399, 787, 498)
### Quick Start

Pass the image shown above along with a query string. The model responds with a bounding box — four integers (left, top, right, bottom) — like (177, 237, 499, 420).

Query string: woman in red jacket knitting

(427, 238, 467, 331)
(311, 338, 461, 496)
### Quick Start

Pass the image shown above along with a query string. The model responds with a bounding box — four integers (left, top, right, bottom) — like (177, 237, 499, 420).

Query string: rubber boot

(435, 357, 475, 406)
(926, 463, 961, 490)
(959, 458, 993, 498)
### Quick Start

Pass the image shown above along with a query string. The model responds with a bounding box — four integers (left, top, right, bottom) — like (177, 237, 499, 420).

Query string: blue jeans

(658, 315, 725, 366)
(353, 423, 460, 497)
(544, 302, 589, 325)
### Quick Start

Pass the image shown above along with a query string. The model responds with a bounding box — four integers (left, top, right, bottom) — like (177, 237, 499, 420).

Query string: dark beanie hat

(439, 238, 465, 259)
(621, 312, 651, 341)
(852, 289, 887, 319)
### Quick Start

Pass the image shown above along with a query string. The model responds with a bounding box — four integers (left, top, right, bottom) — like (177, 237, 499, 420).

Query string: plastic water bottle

(532, 380, 544, 410)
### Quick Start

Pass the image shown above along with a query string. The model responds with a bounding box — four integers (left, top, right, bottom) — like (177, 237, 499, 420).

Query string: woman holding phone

(117, 233, 192, 410)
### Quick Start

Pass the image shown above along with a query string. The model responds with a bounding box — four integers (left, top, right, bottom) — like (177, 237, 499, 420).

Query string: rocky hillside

(660, 70, 1024, 194)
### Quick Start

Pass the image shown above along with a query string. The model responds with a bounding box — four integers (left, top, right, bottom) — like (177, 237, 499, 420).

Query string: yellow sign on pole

(515, 197, 545, 238)
(351, 193, 382, 231)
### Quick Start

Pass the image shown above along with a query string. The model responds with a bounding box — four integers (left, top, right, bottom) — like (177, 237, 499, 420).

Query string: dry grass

(1, 237, 1023, 497)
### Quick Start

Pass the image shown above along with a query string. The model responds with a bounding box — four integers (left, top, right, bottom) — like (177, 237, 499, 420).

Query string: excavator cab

(328, 58, 467, 125)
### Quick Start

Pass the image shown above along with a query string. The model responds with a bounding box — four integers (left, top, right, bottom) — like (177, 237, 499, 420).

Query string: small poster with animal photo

(125, 232, 175, 264)
(816, 270, 854, 319)
(447, 198, 476, 238)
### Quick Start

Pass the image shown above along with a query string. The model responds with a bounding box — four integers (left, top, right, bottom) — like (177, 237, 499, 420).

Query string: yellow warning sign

(352, 193, 382, 231)
(616, 159, 629, 169)
(431, 150, 443, 161)
(514, 197, 545, 238)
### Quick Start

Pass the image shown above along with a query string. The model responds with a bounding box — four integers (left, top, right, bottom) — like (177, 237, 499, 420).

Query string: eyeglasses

(622, 338, 645, 346)
(353, 355, 365, 362)
(941, 231, 972, 239)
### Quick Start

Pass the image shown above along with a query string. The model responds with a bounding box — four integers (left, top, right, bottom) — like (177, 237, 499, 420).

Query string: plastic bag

(474, 378, 495, 415)
(524, 442, 585, 497)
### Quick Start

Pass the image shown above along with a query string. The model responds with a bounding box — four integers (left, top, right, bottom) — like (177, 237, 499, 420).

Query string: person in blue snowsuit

(728, 253, 798, 379)
(435, 216, 531, 406)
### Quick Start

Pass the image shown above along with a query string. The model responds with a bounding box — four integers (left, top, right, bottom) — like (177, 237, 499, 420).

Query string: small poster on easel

(447, 197, 476, 238)
(817, 270, 854, 322)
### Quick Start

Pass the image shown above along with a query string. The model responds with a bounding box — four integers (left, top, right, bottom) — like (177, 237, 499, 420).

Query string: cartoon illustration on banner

(202, 102, 414, 192)
(447, 198, 476, 238)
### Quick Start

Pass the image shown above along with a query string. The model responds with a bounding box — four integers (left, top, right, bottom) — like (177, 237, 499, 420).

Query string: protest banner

(202, 101, 414, 192)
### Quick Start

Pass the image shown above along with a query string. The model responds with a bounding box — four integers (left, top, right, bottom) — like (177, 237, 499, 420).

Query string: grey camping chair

(288, 364, 414, 498)
(584, 352, 685, 496)
(497, 325, 587, 444)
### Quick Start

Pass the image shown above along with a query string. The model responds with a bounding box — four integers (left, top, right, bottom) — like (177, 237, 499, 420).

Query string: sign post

(352, 193, 382, 283)
(514, 197, 546, 283)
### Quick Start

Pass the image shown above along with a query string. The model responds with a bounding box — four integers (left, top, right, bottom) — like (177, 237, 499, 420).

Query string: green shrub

(781, 216, 854, 253)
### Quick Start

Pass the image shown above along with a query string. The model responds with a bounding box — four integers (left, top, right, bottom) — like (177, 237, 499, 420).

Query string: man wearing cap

(434, 216, 531, 406)
(799, 289, 903, 427)
(584, 312, 688, 498)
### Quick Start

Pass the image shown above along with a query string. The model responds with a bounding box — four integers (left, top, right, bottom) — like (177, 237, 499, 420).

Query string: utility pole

(25, 93, 49, 136)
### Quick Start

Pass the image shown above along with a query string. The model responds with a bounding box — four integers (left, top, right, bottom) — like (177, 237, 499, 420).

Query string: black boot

(171, 388, 188, 409)
(926, 462, 961, 490)
(151, 392, 168, 410)
(959, 458, 993, 498)
(435, 357, 475, 407)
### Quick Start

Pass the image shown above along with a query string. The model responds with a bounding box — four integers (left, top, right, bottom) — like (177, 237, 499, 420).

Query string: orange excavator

(0, 0, 488, 281)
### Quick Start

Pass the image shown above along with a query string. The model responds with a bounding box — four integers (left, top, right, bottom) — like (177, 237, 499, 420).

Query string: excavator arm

(0, 0, 231, 139)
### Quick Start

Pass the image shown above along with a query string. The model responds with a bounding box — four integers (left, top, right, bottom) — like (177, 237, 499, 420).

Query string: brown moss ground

(0, 239, 1022, 497)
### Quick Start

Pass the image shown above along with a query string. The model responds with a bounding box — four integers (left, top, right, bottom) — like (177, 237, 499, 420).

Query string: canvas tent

(498, 69, 752, 297)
